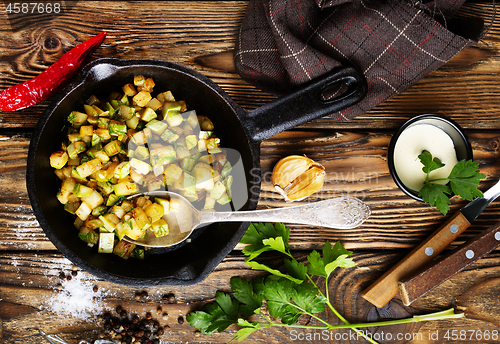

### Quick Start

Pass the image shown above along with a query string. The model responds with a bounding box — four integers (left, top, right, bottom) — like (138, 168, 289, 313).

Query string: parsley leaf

(187, 223, 465, 343)
(262, 277, 302, 325)
(448, 159, 485, 201)
(292, 283, 327, 314)
(284, 259, 308, 281)
(418, 150, 445, 174)
(245, 260, 303, 284)
(230, 277, 263, 318)
(186, 299, 238, 335)
(419, 182, 452, 215)
(417, 151, 485, 215)
(241, 222, 290, 260)
(307, 241, 355, 278)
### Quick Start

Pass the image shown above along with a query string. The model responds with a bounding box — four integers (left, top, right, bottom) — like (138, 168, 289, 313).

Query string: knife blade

(399, 220, 500, 306)
(361, 179, 500, 309)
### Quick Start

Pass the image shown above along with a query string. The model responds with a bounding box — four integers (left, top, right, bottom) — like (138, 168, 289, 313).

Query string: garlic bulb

(271, 155, 325, 202)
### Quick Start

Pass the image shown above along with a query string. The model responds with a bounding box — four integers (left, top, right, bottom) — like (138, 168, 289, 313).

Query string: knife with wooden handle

(361, 179, 500, 309)
(399, 221, 500, 306)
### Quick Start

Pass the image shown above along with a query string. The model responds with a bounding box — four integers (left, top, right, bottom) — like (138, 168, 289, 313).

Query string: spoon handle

(199, 197, 370, 229)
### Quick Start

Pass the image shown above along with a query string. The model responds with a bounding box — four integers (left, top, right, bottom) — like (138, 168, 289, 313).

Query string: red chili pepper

(0, 31, 107, 111)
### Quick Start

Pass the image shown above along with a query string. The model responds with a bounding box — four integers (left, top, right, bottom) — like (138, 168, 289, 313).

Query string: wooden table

(1, 1, 500, 343)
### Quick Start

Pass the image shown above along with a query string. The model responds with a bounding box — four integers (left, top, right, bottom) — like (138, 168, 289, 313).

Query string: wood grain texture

(0, 1, 499, 130)
(3, 130, 500, 252)
(2, 250, 500, 343)
(399, 221, 500, 306)
(1, 1, 500, 343)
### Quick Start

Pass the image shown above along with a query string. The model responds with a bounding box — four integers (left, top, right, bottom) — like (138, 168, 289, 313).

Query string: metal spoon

(123, 191, 371, 247)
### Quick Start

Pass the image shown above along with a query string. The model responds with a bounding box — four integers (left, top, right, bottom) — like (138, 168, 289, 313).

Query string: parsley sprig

(418, 150, 485, 215)
(187, 222, 464, 343)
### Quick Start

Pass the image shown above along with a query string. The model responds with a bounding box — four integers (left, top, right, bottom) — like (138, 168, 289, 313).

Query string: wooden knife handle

(399, 221, 500, 306)
(361, 211, 470, 308)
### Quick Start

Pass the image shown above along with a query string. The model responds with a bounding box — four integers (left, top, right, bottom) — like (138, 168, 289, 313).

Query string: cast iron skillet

(27, 58, 367, 286)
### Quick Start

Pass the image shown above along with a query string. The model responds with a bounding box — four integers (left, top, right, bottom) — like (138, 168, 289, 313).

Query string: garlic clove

(272, 155, 325, 202)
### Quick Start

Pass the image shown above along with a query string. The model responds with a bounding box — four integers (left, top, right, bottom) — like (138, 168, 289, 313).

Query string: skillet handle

(243, 66, 367, 143)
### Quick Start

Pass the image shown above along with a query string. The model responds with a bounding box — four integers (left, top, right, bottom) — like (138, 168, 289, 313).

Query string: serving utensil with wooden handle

(361, 179, 500, 309)
(399, 221, 500, 306)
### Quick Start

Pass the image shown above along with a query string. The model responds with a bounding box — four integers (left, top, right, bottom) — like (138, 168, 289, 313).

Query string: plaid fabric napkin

(234, 0, 485, 120)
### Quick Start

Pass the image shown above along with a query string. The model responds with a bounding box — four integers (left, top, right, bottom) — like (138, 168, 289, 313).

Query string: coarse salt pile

(45, 271, 108, 319)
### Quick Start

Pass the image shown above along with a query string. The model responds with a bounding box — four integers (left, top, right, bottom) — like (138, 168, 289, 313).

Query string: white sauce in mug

(393, 123, 458, 192)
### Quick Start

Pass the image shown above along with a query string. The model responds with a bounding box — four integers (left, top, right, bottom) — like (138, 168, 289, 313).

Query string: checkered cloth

(234, 0, 486, 120)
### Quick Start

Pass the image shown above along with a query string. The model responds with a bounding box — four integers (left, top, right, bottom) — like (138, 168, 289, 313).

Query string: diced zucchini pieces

(103, 140, 122, 157)
(130, 158, 151, 175)
(199, 131, 213, 139)
(185, 134, 198, 151)
(131, 207, 151, 230)
(194, 162, 214, 191)
(114, 161, 131, 179)
(133, 91, 152, 107)
(73, 183, 94, 197)
(119, 104, 136, 120)
(146, 98, 162, 111)
(160, 128, 180, 143)
(134, 146, 150, 160)
(80, 125, 93, 137)
(109, 121, 127, 136)
(113, 181, 139, 196)
(99, 213, 120, 232)
(169, 198, 181, 212)
(95, 128, 112, 141)
(81, 190, 104, 209)
(145, 119, 167, 135)
(141, 107, 157, 122)
(134, 75, 146, 87)
(165, 110, 183, 127)
(64, 201, 80, 214)
(67, 141, 87, 159)
(57, 178, 76, 204)
(210, 180, 226, 200)
(92, 205, 107, 216)
(98, 232, 115, 253)
(163, 163, 183, 184)
(157, 90, 175, 103)
(204, 196, 216, 210)
(137, 78, 155, 92)
(126, 115, 140, 129)
(144, 202, 164, 223)
(50, 151, 68, 169)
(122, 83, 137, 97)
(79, 227, 98, 245)
(217, 193, 232, 205)
(151, 219, 169, 237)
(68, 111, 88, 125)
(123, 218, 145, 240)
(113, 239, 136, 259)
(106, 193, 123, 206)
(75, 201, 92, 221)
(76, 158, 102, 179)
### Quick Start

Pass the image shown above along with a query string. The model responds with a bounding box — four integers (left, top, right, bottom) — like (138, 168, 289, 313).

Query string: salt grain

(45, 272, 107, 319)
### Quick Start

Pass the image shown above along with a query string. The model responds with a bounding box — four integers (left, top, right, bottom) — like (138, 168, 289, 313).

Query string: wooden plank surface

(0, 1, 499, 130)
(3, 131, 500, 252)
(2, 0, 500, 343)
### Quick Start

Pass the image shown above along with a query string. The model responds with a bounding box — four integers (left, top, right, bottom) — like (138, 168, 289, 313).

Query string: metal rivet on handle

(466, 250, 475, 259)
(495, 232, 500, 241)
(450, 224, 459, 234)
(425, 247, 434, 256)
